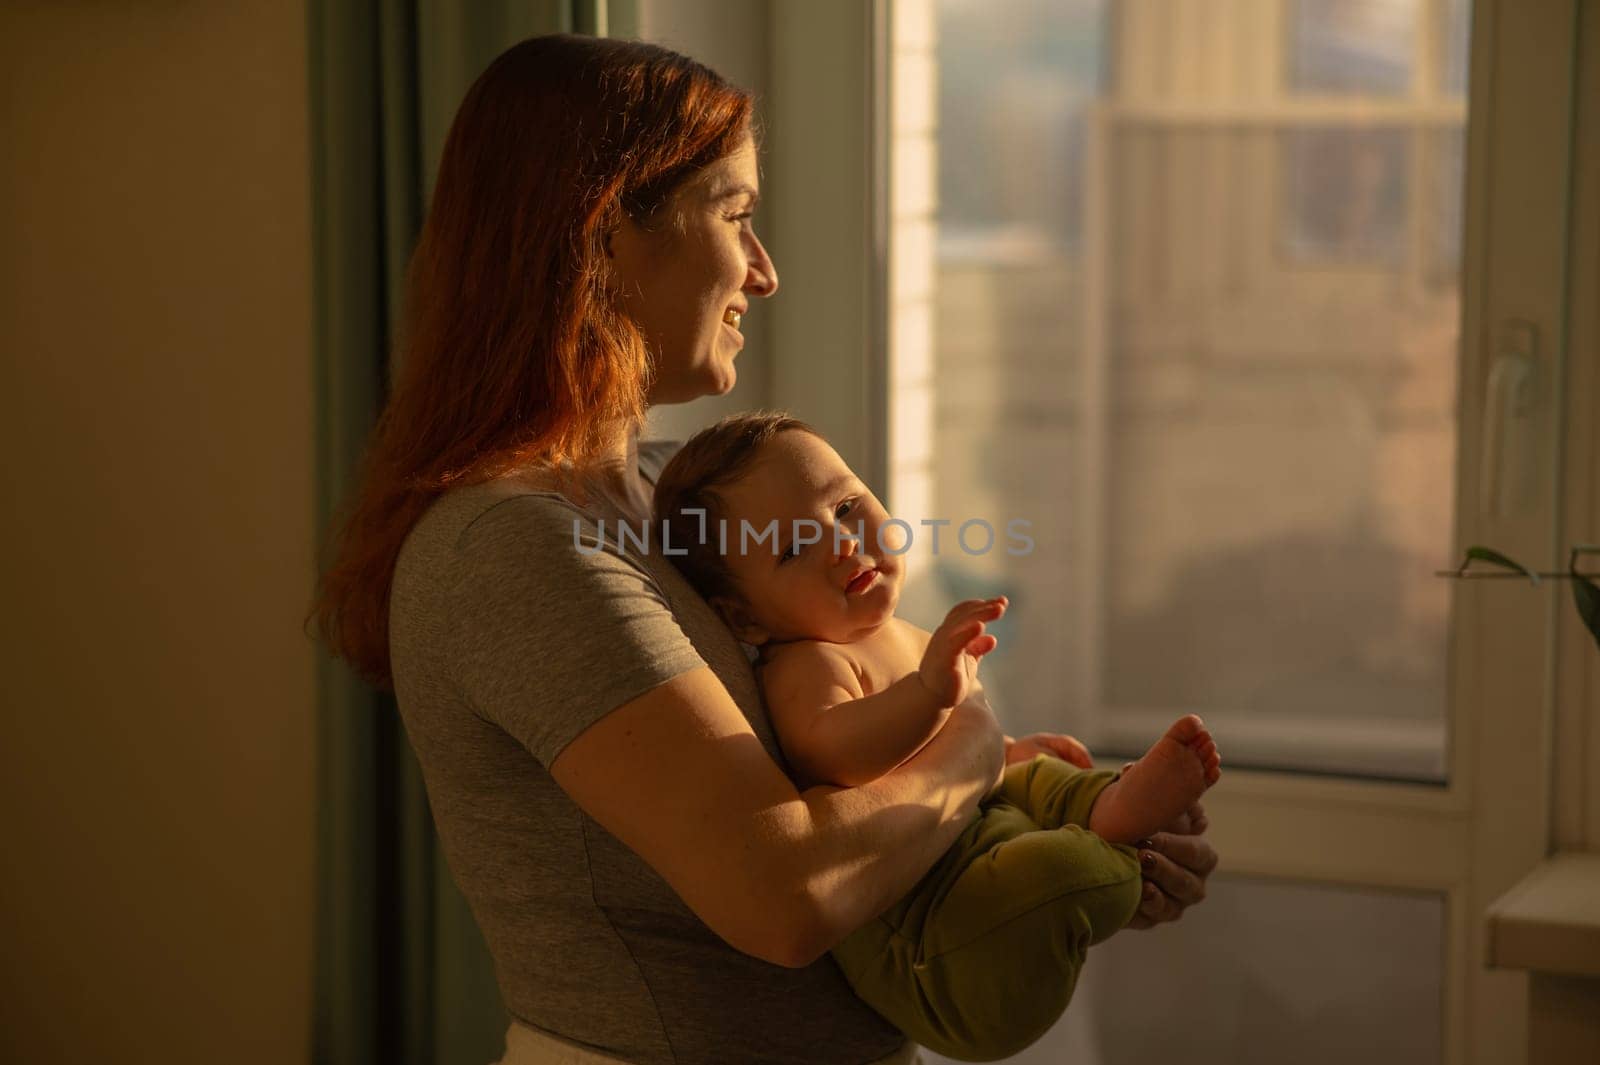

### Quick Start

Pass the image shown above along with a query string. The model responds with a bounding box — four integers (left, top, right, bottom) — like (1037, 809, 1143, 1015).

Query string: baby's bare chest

(845, 620, 929, 695)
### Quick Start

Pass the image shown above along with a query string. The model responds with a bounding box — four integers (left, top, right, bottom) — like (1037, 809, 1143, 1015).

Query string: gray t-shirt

(389, 441, 904, 1065)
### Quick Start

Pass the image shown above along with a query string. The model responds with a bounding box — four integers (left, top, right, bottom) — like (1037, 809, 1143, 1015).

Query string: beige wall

(0, 4, 316, 1062)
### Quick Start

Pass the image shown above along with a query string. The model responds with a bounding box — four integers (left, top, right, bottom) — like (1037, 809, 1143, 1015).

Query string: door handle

(1478, 319, 1539, 518)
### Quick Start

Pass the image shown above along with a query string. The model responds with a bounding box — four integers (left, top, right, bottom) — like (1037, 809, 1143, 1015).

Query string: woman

(312, 34, 1216, 1065)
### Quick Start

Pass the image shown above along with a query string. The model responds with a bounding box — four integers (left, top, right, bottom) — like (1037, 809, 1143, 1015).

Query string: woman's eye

(727, 211, 753, 226)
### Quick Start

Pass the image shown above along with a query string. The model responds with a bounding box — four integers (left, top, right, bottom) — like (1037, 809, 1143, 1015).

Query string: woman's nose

(744, 233, 779, 298)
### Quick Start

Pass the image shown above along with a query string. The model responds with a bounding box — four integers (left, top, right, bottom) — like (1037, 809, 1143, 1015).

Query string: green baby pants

(830, 756, 1142, 1062)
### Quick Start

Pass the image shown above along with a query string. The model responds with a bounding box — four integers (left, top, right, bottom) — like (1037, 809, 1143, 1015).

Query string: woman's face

(607, 138, 779, 405)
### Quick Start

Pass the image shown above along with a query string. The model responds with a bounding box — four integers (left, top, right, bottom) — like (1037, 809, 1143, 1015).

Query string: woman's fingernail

(1142, 883, 1157, 900)
(1136, 838, 1153, 850)
(1140, 851, 1155, 870)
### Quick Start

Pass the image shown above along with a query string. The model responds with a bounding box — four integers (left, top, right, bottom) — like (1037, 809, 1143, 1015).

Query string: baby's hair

(653, 411, 820, 601)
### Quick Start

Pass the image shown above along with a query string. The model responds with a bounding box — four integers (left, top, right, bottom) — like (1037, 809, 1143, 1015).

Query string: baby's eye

(835, 499, 856, 519)
(778, 540, 802, 563)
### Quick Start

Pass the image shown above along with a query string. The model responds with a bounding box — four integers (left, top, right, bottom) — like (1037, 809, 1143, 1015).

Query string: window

(772, 2, 1585, 1060)
(887, 0, 1472, 783)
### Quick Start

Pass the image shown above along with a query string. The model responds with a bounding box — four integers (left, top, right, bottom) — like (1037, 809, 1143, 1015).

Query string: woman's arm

(550, 665, 1004, 968)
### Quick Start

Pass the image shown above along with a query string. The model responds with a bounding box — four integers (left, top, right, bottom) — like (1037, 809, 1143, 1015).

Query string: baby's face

(714, 430, 905, 646)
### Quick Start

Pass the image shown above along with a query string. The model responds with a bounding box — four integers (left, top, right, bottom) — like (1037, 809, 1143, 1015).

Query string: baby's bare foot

(1088, 715, 1221, 845)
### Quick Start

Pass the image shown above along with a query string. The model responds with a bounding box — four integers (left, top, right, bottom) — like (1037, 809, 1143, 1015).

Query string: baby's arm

(764, 597, 1008, 790)
(763, 645, 950, 789)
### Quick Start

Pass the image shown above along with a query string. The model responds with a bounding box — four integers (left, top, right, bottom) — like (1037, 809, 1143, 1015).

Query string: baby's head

(654, 412, 905, 648)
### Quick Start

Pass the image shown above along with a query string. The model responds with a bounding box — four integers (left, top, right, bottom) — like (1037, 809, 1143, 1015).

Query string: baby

(653, 412, 1221, 1062)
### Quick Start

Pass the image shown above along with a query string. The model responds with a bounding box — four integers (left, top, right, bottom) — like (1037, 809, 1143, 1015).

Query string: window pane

(892, 0, 1469, 782)
(935, 0, 1103, 252)
(1442, 0, 1471, 97)
(1291, 0, 1417, 96)
(1428, 129, 1466, 284)
(1282, 129, 1410, 264)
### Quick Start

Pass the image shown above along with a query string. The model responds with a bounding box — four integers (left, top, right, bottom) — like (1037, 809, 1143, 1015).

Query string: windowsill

(1485, 851, 1600, 978)
(1094, 709, 1447, 784)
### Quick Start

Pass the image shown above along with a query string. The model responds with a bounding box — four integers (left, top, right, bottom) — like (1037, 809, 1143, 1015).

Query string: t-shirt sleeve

(445, 495, 706, 767)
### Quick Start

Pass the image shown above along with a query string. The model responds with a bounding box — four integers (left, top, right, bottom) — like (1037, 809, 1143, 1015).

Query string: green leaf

(1572, 578, 1600, 651)
(1459, 545, 1540, 585)
(1569, 546, 1600, 652)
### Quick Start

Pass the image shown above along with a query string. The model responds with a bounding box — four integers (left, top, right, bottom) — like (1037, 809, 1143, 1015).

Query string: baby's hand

(917, 597, 1007, 708)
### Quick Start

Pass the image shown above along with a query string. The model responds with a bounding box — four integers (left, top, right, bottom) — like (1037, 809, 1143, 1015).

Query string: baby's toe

(1164, 714, 1207, 747)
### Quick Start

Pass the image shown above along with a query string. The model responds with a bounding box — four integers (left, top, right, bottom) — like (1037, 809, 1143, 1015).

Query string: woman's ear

(606, 213, 653, 261)
(603, 215, 652, 294)
(710, 595, 770, 647)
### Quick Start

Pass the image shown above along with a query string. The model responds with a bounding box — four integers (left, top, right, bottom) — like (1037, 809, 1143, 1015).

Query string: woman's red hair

(311, 34, 754, 688)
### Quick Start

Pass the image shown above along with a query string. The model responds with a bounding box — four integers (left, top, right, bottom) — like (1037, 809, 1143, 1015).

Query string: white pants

(495, 1019, 925, 1065)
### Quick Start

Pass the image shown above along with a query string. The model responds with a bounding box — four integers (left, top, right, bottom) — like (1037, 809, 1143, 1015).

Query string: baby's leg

(1087, 714, 1221, 845)
(831, 804, 1140, 1062)
(996, 753, 1120, 830)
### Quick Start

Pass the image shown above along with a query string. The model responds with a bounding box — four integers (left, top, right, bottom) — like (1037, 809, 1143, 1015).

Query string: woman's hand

(1002, 732, 1094, 770)
(1124, 795, 1218, 929)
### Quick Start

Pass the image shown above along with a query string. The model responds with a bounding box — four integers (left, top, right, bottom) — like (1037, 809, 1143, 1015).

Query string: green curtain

(308, 4, 635, 1064)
